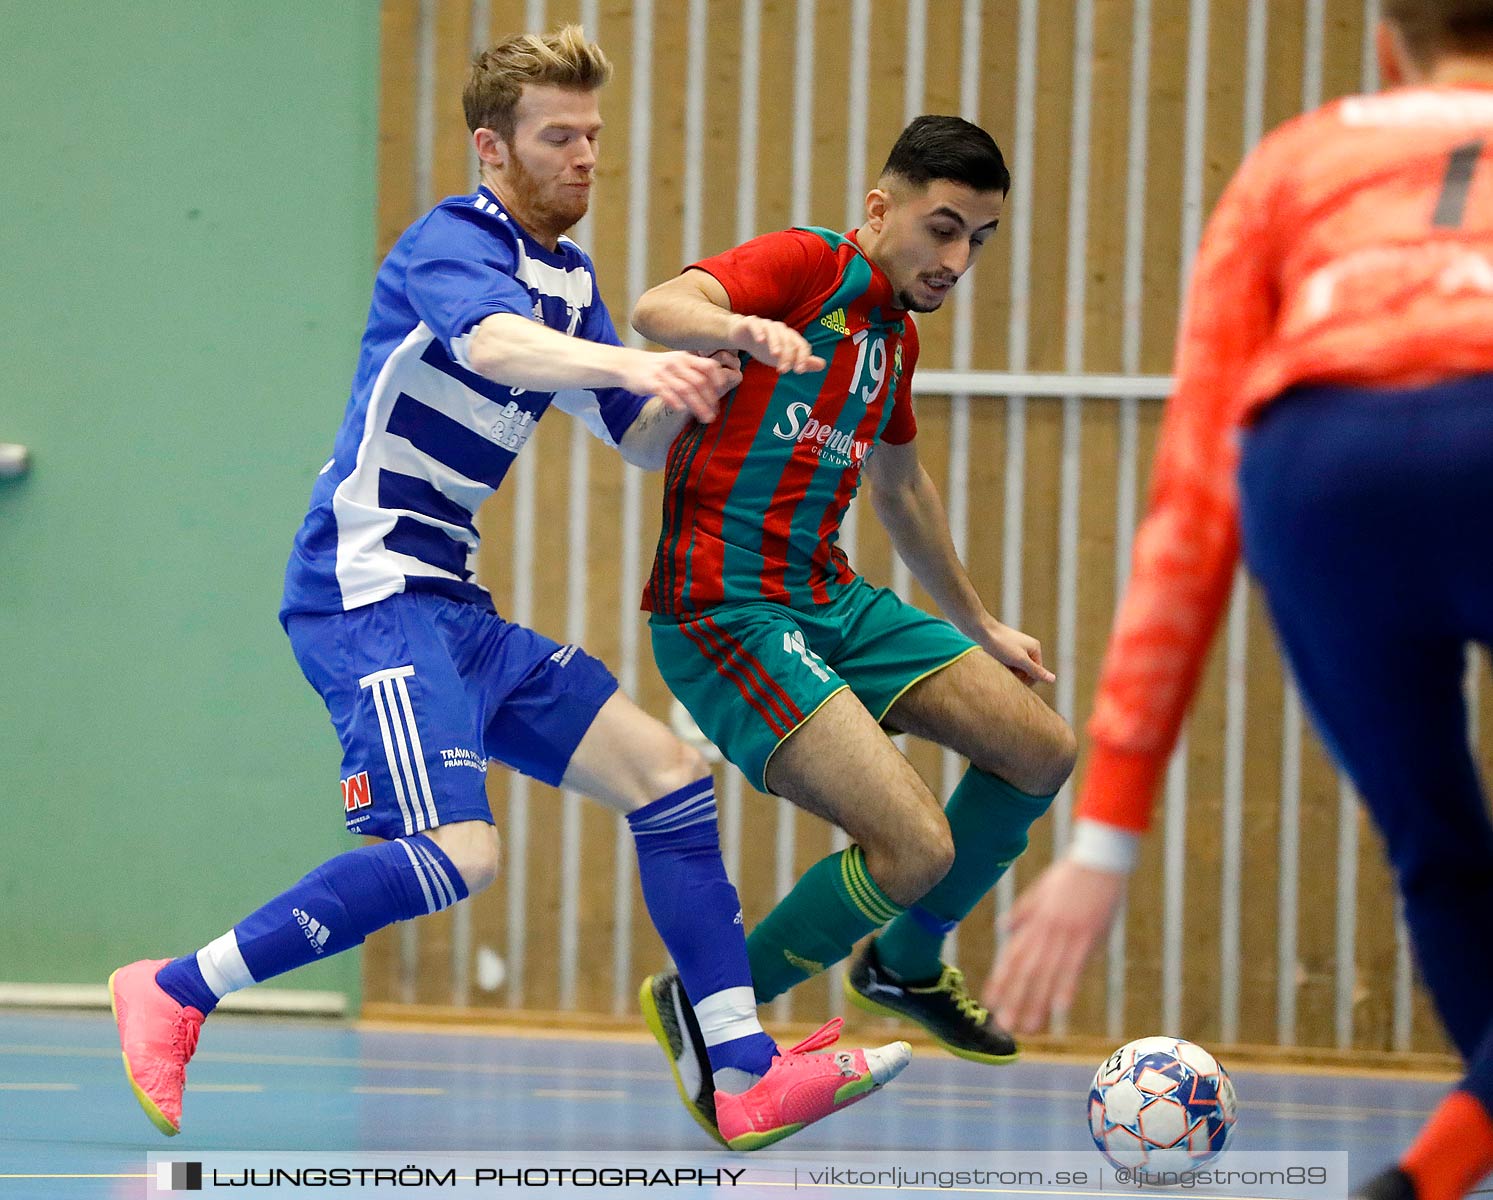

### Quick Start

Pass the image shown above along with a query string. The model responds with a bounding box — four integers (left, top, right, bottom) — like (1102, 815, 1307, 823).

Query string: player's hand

(984, 857, 1128, 1033)
(628, 350, 735, 423)
(700, 349, 744, 394)
(729, 315, 826, 375)
(978, 621, 1055, 685)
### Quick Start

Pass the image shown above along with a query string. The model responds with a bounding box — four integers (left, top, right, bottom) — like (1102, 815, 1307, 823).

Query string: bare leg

(885, 651, 1075, 796)
(562, 691, 711, 812)
(766, 688, 953, 905)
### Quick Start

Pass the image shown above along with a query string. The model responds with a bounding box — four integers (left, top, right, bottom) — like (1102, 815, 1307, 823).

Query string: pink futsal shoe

(714, 1018, 911, 1151)
(108, 959, 204, 1136)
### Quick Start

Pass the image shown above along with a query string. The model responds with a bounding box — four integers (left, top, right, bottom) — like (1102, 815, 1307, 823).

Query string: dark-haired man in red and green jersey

(632, 116, 1079, 1138)
(644, 227, 918, 616)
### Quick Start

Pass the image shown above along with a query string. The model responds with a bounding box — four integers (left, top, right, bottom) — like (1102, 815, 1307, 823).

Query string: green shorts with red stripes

(649, 575, 979, 793)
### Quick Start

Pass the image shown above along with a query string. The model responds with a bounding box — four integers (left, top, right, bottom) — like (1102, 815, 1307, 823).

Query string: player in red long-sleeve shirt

(983, 4, 1493, 1198)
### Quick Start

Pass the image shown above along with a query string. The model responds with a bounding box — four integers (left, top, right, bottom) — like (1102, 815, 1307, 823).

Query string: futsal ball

(1088, 1036, 1237, 1172)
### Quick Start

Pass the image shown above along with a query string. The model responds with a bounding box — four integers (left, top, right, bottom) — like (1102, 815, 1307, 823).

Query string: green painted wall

(0, 5, 381, 1004)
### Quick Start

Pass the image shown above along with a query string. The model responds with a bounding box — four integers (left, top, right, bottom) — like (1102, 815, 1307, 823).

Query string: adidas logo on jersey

(820, 308, 849, 335)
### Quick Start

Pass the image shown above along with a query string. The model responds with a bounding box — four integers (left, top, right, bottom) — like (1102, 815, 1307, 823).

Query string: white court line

(532, 1088, 627, 1100)
(0, 1043, 1449, 1116)
(184, 1083, 264, 1093)
(352, 1085, 445, 1095)
(0, 1081, 77, 1090)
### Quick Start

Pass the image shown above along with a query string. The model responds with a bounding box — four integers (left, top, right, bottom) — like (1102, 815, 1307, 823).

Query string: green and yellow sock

(875, 768, 1053, 982)
(746, 845, 903, 1002)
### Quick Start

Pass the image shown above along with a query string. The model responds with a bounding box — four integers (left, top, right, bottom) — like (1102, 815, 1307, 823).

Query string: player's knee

(912, 813, 957, 895)
(1037, 717, 1079, 794)
(866, 811, 954, 904)
(597, 727, 710, 812)
(425, 820, 501, 895)
(996, 713, 1077, 798)
(636, 737, 711, 806)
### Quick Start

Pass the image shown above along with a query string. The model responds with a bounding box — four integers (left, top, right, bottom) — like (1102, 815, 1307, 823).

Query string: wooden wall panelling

(367, 0, 1475, 1062)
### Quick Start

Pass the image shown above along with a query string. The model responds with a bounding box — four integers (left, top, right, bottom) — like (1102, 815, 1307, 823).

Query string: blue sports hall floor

(0, 1010, 1456, 1198)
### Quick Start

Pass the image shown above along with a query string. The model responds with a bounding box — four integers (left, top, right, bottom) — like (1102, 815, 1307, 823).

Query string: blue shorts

(285, 592, 618, 838)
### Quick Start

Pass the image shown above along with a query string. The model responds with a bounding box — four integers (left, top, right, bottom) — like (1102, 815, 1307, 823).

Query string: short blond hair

(463, 25, 612, 142)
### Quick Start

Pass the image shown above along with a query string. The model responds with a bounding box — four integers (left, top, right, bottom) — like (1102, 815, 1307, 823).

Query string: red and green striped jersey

(645, 227, 919, 616)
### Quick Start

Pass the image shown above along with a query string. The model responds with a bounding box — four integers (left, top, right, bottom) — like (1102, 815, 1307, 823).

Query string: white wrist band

(1067, 819, 1141, 873)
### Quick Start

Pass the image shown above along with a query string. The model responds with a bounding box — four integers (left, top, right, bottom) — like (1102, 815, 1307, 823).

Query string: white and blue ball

(1088, 1036, 1237, 1171)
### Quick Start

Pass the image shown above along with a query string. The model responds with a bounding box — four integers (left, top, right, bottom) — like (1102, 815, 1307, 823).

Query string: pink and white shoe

(714, 1018, 911, 1151)
(108, 959, 204, 1136)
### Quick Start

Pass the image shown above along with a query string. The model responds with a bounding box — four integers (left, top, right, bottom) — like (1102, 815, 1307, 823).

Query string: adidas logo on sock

(293, 909, 333, 955)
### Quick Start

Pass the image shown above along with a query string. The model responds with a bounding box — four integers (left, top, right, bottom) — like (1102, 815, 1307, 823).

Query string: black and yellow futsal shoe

(844, 937, 1020, 1064)
(639, 971, 727, 1146)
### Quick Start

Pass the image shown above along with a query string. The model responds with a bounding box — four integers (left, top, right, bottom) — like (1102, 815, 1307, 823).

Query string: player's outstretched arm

(463, 312, 732, 423)
(633, 270, 825, 375)
(983, 836, 1133, 1034)
(866, 438, 1054, 685)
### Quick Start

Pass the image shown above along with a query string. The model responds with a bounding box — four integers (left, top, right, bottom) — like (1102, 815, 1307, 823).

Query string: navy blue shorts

(285, 593, 618, 838)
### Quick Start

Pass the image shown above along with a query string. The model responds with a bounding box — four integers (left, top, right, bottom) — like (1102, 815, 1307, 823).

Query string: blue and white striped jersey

(280, 187, 646, 619)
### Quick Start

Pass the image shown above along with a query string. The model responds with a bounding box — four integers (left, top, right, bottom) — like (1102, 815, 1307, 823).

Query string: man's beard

(507, 154, 589, 236)
(898, 289, 945, 314)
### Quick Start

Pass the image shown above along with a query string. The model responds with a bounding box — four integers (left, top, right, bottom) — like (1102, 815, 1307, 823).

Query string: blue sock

(155, 834, 468, 1015)
(628, 779, 777, 1081)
